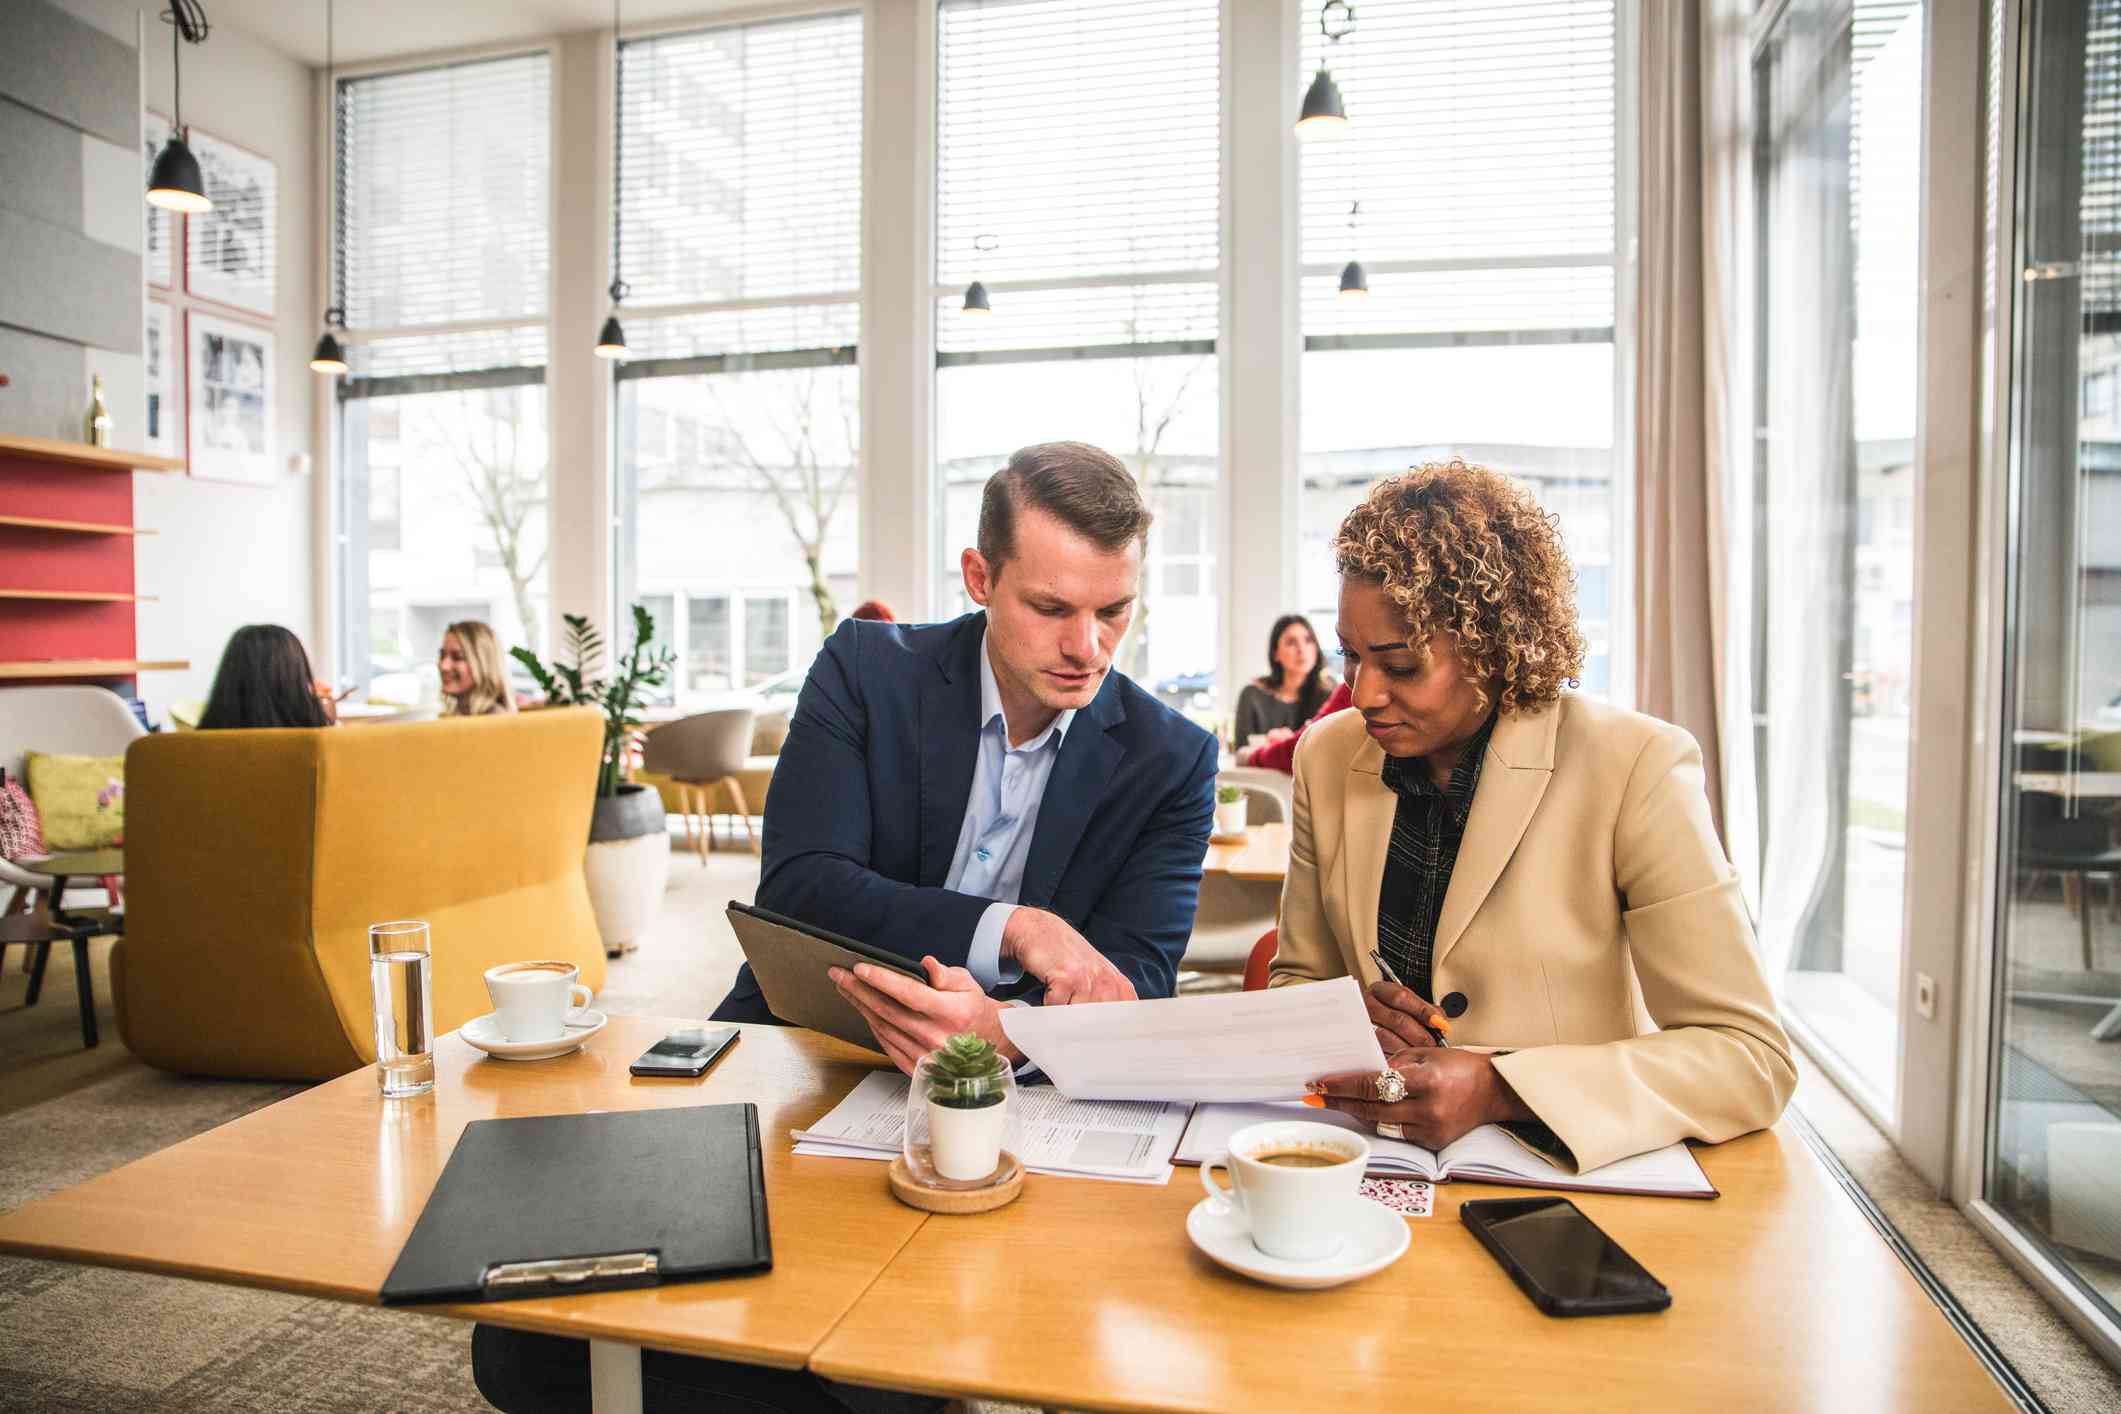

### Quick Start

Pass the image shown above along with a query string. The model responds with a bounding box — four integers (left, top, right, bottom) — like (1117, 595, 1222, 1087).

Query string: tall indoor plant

(513, 604, 676, 955)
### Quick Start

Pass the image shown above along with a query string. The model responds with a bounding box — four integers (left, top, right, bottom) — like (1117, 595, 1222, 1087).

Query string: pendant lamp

(595, 0, 629, 358)
(147, 2, 213, 212)
(1295, 1, 1354, 139)
(310, 0, 349, 374)
(1338, 203, 1368, 297)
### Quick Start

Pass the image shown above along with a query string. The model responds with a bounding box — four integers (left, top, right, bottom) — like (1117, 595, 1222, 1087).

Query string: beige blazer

(1271, 694, 1795, 1173)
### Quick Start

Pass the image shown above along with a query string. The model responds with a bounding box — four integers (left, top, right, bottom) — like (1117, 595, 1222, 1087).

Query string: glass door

(1983, 0, 2121, 1345)
(1751, 0, 1926, 1107)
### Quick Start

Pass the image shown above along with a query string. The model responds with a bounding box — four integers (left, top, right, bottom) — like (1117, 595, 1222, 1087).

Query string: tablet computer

(726, 902, 923, 1053)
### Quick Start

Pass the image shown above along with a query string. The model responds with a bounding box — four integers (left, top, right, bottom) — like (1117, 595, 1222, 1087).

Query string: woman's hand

(312, 678, 340, 724)
(1309, 1048, 1534, 1149)
(1364, 979, 1450, 1054)
(1264, 726, 1297, 743)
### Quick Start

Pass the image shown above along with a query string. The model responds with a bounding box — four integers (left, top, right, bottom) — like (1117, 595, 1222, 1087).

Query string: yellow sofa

(113, 708, 608, 1080)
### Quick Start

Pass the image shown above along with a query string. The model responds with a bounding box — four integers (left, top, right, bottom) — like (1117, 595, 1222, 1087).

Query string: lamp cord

(609, 0, 627, 306)
(327, 0, 346, 327)
(161, 2, 209, 129)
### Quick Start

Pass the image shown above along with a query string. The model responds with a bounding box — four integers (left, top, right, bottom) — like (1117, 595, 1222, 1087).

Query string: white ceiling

(201, 0, 758, 68)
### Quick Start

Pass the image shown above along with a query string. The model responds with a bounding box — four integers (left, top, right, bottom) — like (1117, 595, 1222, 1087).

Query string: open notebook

(1175, 1102, 1717, 1199)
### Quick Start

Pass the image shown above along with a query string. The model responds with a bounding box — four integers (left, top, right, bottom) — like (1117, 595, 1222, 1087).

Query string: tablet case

(381, 1105, 771, 1304)
(727, 903, 920, 1053)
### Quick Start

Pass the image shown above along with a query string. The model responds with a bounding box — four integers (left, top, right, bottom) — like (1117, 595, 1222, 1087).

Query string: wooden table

(813, 1124, 2012, 1413)
(1202, 821, 1291, 881)
(0, 1018, 923, 1412)
(0, 1016, 2017, 1414)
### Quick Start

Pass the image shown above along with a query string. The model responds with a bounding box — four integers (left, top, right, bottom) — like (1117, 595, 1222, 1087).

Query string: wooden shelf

(0, 434, 185, 474)
(0, 590, 156, 603)
(0, 515, 154, 536)
(0, 659, 188, 680)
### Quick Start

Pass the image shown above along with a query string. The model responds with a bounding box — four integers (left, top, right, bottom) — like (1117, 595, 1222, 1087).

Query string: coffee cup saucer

(1185, 1194, 1409, 1290)
(460, 1008, 608, 1061)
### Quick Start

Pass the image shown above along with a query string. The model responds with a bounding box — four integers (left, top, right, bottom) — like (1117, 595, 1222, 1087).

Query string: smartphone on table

(629, 1026, 740, 1078)
(1460, 1196, 1671, 1316)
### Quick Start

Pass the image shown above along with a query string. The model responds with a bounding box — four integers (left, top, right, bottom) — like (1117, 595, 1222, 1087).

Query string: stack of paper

(790, 1071, 1192, 1185)
(998, 975, 1389, 1101)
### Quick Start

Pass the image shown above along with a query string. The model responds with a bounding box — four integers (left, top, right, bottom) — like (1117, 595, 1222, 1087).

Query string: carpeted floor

(4, 832, 2121, 1411)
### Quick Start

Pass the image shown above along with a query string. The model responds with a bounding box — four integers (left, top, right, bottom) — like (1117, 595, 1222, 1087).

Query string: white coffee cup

(1200, 1119, 1370, 1261)
(484, 960, 593, 1043)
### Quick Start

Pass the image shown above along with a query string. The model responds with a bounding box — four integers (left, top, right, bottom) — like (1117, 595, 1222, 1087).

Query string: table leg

(72, 936, 97, 1047)
(588, 1338, 643, 1414)
(25, 940, 51, 1005)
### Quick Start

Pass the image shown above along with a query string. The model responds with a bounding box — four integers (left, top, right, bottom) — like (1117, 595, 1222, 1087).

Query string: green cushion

(24, 751, 126, 850)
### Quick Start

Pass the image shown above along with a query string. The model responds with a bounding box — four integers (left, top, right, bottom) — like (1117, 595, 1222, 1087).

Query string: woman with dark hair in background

(1232, 613, 1335, 749)
(197, 625, 336, 730)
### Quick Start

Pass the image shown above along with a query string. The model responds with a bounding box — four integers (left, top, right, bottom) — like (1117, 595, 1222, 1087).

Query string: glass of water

(370, 920, 435, 1098)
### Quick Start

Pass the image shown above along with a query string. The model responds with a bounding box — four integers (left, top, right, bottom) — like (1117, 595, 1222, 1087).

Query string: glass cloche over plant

(904, 1032, 1017, 1187)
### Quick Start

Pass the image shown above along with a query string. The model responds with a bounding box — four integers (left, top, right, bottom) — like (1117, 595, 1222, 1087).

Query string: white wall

(55, 0, 318, 714)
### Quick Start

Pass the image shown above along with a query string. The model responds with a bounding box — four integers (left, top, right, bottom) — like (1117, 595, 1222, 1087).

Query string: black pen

(1367, 948, 1450, 1047)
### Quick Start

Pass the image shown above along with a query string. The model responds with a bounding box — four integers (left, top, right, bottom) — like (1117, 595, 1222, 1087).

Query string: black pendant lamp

(1295, 1, 1354, 140)
(962, 280, 992, 315)
(1338, 203, 1368, 297)
(595, 0, 630, 358)
(147, 2, 213, 212)
(309, 0, 348, 374)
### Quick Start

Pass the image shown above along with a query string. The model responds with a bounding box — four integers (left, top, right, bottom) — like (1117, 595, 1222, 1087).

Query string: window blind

(338, 53, 551, 382)
(1299, 0, 1615, 342)
(936, 0, 1220, 356)
(616, 12, 862, 364)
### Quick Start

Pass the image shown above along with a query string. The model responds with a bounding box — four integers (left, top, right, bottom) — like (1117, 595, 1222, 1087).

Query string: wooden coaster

(888, 1151, 1024, 1214)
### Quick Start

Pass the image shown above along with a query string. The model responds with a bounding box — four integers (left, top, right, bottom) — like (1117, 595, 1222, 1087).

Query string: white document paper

(998, 975, 1389, 1102)
(789, 1071, 1189, 1184)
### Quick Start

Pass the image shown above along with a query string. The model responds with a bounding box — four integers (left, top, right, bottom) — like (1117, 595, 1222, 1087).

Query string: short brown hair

(977, 441, 1152, 574)
(1333, 458, 1585, 716)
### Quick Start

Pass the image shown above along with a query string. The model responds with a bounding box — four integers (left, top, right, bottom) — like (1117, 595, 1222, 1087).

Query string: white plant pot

(583, 831, 670, 954)
(1213, 799, 1249, 840)
(927, 1095, 1009, 1181)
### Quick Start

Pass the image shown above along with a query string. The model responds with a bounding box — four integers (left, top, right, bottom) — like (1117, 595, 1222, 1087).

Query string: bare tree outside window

(420, 391, 549, 651)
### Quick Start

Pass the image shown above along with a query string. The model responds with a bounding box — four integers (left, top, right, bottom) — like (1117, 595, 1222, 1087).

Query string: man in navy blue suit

(711, 439, 1219, 1073)
(474, 442, 1216, 1414)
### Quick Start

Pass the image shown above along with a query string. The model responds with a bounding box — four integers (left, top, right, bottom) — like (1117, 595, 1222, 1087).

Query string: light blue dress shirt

(945, 632, 1076, 989)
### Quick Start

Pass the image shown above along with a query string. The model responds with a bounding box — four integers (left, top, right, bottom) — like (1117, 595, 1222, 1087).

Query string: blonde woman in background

(438, 621, 518, 717)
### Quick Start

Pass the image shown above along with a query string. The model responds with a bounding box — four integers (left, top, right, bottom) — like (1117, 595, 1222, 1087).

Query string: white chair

(1180, 785, 1288, 977)
(1, 685, 146, 915)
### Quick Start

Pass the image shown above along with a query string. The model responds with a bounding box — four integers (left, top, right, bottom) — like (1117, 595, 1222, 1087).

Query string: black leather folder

(381, 1104, 772, 1304)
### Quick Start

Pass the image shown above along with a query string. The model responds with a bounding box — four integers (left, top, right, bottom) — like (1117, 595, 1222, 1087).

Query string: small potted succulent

(1212, 783, 1249, 841)
(914, 1032, 1014, 1183)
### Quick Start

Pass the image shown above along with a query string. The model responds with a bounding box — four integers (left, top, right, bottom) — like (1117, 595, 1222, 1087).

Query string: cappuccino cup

(1200, 1119, 1369, 1261)
(484, 960, 593, 1043)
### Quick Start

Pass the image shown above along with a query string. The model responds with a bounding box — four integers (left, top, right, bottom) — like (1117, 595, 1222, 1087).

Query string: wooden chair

(1242, 926, 1278, 991)
(640, 707, 759, 860)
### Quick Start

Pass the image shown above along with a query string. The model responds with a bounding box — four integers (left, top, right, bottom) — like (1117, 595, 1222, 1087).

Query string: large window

(614, 13, 862, 707)
(1751, 0, 1923, 1106)
(1984, 0, 2121, 1339)
(1296, 0, 1622, 698)
(934, 0, 1221, 709)
(335, 53, 552, 699)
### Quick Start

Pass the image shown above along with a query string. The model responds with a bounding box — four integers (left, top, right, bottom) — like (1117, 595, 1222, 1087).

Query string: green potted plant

(1213, 782, 1249, 841)
(512, 604, 676, 955)
(914, 1032, 1014, 1182)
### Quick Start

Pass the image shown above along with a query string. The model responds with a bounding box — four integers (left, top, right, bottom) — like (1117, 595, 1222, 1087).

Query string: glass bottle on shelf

(84, 374, 111, 448)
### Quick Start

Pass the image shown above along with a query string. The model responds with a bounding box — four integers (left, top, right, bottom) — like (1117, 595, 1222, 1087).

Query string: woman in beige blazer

(1275, 461, 1795, 1173)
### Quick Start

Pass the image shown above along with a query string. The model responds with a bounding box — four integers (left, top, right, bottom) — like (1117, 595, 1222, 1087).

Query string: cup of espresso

(1199, 1119, 1369, 1261)
(484, 960, 593, 1043)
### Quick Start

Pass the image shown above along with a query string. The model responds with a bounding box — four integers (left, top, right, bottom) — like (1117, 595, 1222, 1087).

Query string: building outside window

(613, 13, 862, 708)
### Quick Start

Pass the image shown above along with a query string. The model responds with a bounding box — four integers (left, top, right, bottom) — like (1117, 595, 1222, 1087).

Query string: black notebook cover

(381, 1104, 772, 1305)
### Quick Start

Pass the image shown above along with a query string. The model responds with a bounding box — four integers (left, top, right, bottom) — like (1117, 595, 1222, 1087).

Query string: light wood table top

(813, 1123, 2011, 1413)
(1201, 821, 1290, 881)
(0, 1018, 922, 1370)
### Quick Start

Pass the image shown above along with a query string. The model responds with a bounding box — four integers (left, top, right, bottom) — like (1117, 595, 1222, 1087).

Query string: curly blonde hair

(1332, 459, 1586, 716)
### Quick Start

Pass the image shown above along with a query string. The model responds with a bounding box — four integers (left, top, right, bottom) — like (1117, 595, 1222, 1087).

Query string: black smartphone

(1460, 1197, 1671, 1316)
(629, 1026, 740, 1078)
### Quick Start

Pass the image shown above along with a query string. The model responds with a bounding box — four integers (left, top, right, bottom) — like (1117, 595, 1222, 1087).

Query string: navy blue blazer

(712, 612, 1218, 1023)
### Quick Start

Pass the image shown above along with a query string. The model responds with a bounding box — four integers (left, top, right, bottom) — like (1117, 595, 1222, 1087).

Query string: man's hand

(1308, 1048, 1534, 1150)
(1000, 909, 1137, 1005)
(830, 956, 1025, 1076)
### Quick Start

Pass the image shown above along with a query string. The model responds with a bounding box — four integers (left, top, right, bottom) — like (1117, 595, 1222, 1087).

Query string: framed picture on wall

(143, 110, 175, 289)
(145, 300, 178, 460)
(186, 310, 275, 485)
(183, 128, 275, 317)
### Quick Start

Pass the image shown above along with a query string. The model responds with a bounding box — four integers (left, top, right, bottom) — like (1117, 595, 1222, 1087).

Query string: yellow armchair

(113, 708, 608, 1080)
